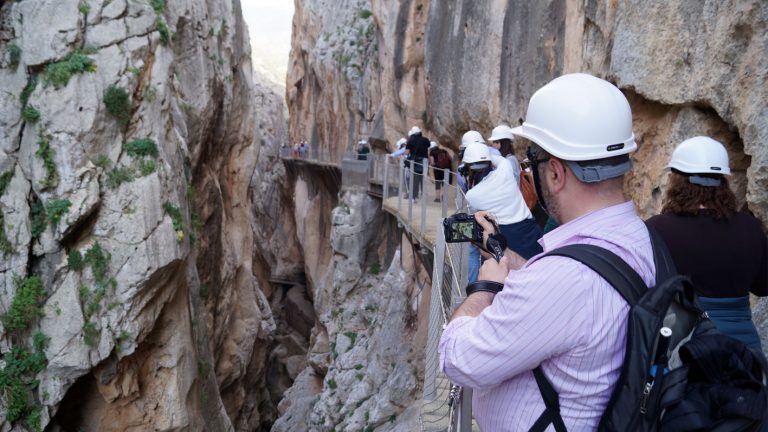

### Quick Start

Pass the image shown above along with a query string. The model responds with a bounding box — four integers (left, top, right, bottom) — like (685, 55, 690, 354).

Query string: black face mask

(526, 146, 551, 215)
(467, 165, 492, 189)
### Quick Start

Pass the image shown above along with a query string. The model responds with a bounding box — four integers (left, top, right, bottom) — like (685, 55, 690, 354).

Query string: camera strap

(485, 233, 507, 262)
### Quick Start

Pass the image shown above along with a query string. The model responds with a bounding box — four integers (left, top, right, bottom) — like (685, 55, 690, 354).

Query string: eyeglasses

(526, 147, 551, 169)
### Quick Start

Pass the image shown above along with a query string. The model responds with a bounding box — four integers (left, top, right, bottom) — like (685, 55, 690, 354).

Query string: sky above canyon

(241, 0, 294, 88)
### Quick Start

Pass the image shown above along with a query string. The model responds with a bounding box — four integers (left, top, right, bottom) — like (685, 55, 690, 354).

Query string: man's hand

(502, 249, 528, 271)
(473, 211, 529, 270)
(473, 211, 497, 247)
(478, 254, 511, 283)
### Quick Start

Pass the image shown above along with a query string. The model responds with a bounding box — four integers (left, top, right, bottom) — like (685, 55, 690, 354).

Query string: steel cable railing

(373, 155, 476, 432)
(282, 147, 476, 430)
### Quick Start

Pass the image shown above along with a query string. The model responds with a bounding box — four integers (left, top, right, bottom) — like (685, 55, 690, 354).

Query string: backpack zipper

(639, 381, 652, 415)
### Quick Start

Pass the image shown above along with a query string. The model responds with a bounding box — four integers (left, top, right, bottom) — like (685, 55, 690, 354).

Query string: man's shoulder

(646, 213, 673, 226)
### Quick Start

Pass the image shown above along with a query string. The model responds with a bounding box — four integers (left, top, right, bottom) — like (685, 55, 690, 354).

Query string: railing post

(441, 169, 448, 217)
(399, 161, 404, 212)
(383, 156, 390, 201)
(408, 164, 414, 224)
(458, 388, 473, 432)
(420, 164, 427, 235)
(456, 183, 464, 212)
(368, 154, 374, 185)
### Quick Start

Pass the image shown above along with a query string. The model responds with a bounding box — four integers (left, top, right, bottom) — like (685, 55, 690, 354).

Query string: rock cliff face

(289, 0, 768, 222)
(0, 0, 287, 430)
(283, 0, 768, 430)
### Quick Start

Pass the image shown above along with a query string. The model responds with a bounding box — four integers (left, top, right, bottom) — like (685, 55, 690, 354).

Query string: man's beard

(540, 179, 561, 224)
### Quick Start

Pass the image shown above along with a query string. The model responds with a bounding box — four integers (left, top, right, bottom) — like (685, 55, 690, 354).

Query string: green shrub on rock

(6, 41, 21, 69)
(0, 212, 15, 255)
(139, 159, 156, 176)
(157, 18, 172, 46)
(151, 0, 165, 14)
(106, 166, 134, 189)
(45, 199, 71, 227)
(43, 50, 96, 88)
(68, 250, 84, 272)
(103, 84, 131, 126)
(29, 201, 47, 238)
(125, 138, 159, 158)
(21, 106, 40, 122)
(35, 128, 57, 190)
(4, 275, 45, 332)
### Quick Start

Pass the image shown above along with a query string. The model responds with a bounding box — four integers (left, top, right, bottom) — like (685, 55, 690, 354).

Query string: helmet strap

(688, 175, 721, 187)
(527, 146, 550, 216)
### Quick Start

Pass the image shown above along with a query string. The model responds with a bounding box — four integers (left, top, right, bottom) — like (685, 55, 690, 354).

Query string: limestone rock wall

(0, 0, 287, 430)
(287, 0, 768, 220)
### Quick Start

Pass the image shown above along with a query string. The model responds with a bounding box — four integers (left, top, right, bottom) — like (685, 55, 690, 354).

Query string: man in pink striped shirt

(439, 73, 656, 431)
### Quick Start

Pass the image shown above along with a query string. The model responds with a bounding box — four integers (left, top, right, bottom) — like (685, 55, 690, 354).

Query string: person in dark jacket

(405, 126, 430, 200)
(647, 136, 768, 352)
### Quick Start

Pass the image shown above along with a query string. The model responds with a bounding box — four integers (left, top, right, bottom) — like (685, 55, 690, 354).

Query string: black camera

(443, 213, 483, 243)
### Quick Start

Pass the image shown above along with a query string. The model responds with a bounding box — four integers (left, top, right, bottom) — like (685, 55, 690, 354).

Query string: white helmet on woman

(488, 125, 514, 142)
(460, 130, 485, 149)
(462, 142, 491, 164)
(408, 126, 422, 136)
(668, 136, 731, 176)
(511, 73, 636, 161)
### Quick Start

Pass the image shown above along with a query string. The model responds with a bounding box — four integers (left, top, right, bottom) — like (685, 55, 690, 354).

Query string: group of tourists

(285, 141, 308, 158)
(389, 126, 453, 202)
(452, 127, 544, 283)
(433, 73, 767, 431)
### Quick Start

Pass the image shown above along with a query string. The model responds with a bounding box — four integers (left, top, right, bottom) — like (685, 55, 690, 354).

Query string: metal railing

(281, 147, 476, 431)
(371, 154, 469, 241)
(420, 221, 476, 432)
(279, 144, 337, 163)
(372, 154, 476, 432)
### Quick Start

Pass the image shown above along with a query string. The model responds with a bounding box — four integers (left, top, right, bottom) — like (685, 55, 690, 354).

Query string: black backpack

(529, 227, 768, 432)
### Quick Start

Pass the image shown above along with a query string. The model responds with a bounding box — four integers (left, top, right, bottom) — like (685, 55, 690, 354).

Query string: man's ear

(547, 158, 568, 192)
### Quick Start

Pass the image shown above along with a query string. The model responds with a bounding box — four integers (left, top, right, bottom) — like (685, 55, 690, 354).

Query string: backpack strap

(530, 366, 568, 432)
(545, 244, 647, 306)
(527, 244, 649, 432)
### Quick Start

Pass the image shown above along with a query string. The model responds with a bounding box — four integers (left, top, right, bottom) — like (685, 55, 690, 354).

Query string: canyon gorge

(0, 0, 765, 431)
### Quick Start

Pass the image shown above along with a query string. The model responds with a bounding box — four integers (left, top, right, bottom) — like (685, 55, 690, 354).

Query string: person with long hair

(647, 136, 768, 351)
(488, 124, 521, 184)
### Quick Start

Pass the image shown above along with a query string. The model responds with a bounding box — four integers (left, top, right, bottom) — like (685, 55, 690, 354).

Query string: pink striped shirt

(439, 201, 655, 431)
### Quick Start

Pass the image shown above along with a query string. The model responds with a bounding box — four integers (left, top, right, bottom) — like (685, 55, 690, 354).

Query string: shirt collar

(538, 201, 638, 251)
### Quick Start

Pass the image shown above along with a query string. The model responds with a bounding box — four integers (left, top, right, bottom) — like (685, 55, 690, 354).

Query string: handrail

(280, 145, 474, 430)
(373, 154, 473, 431)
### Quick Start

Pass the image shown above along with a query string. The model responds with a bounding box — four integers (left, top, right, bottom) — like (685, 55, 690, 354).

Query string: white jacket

(465, 155, 532, 225)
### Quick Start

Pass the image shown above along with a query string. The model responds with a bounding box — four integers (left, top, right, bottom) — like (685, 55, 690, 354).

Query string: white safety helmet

(408, 126, 422, 136)
(430, 141, 438, 149)
(462, 142, 491, 164)
(396, 138, 407, 148)
(668, 136, 731, 176)
(359, 140, 367, 145)
(461, 130, 485, 149)
(488, 125, 514, 142)
(511, 73, 636, 161)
